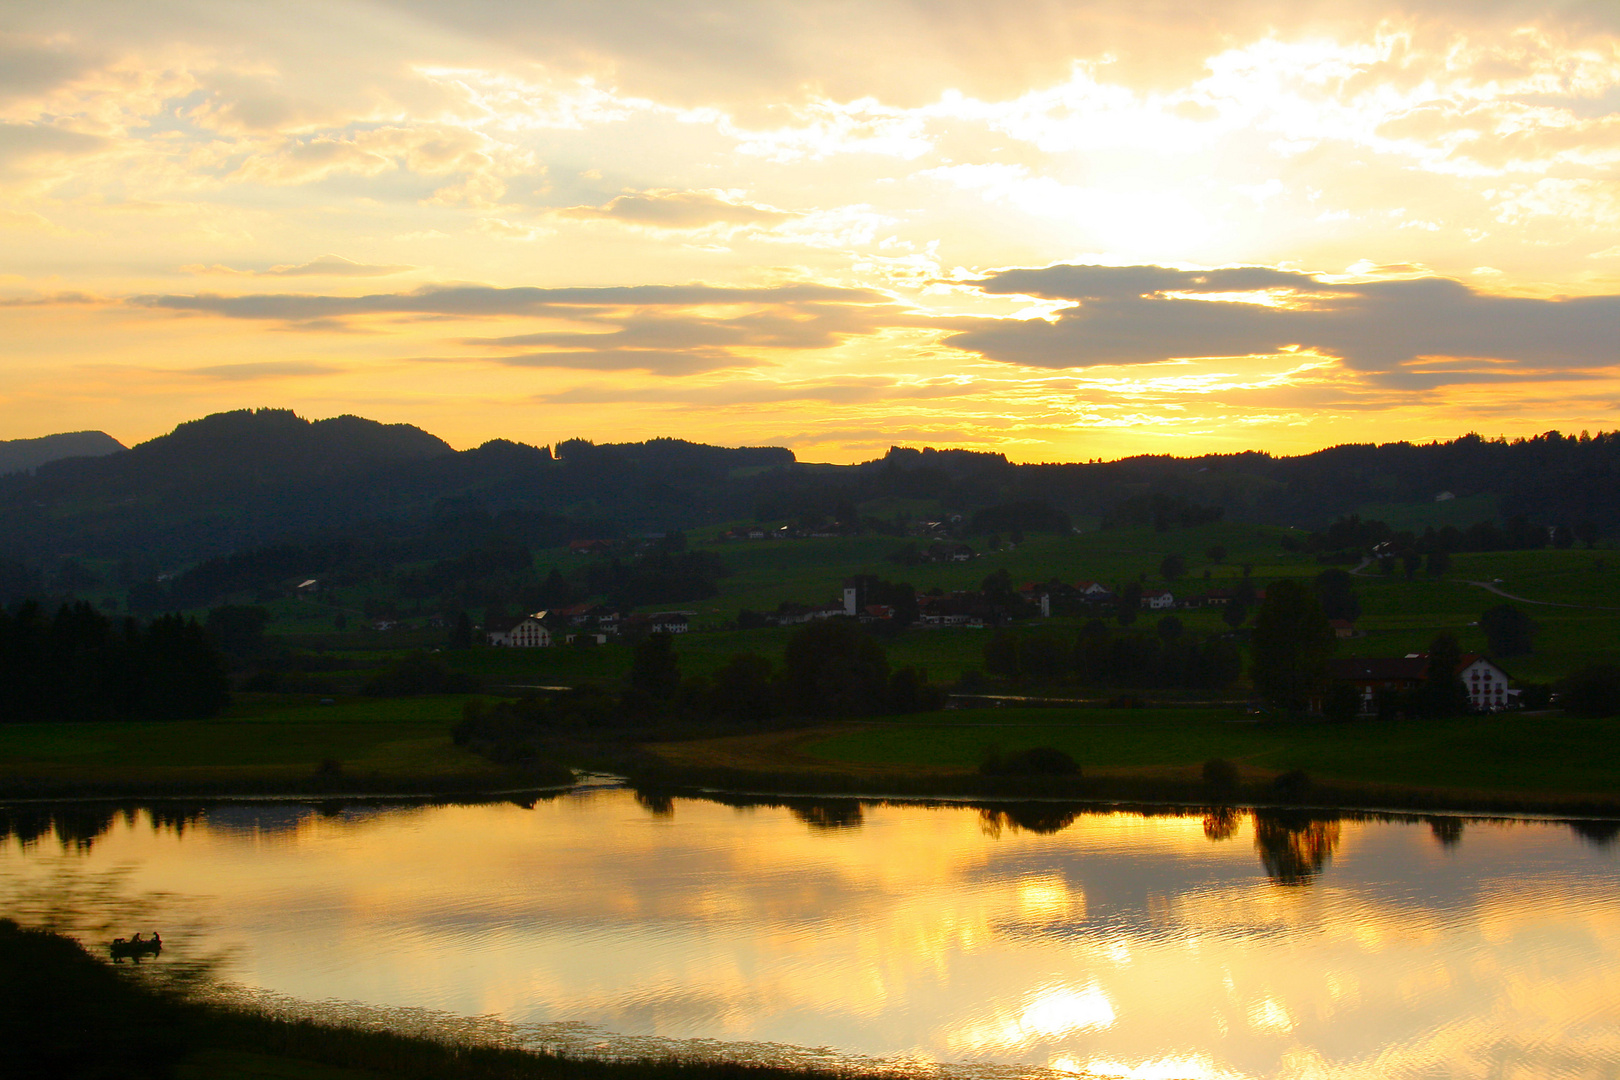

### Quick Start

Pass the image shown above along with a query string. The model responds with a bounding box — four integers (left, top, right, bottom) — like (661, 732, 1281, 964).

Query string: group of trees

(0, 601, 229, 723)
(455, 619, 944, 763)
(1293, 513, 1596, 565)
(983, 621, 1244, 691)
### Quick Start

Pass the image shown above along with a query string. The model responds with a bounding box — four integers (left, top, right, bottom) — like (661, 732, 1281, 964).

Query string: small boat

(109, 932, 162, 962)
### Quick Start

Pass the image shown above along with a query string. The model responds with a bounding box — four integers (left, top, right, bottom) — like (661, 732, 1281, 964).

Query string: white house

(1458, 654, 1511, 711)
(1141, 589, 1175, 610)
(488, 614, 552, 647)
(646, 611, 694, 634)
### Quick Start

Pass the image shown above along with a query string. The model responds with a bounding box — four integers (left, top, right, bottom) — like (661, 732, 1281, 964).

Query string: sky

(2, 0, 1619, 463)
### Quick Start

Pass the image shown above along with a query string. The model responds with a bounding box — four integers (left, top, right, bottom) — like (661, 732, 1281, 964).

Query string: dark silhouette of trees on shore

(0, 601, 228, 722)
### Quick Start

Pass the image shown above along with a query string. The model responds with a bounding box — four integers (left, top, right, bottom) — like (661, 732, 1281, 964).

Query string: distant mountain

(0, 409, 795, 564)
(0, 431, 124, 476)
(1, 406, 1615, 569)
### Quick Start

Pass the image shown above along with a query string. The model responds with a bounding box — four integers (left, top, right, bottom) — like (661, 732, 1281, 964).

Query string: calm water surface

(2, 788, 1618, 1080)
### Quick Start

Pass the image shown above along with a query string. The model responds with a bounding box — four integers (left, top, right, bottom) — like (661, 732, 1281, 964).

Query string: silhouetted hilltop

(0, 407, 1615, 567)
(0, 430, 124, 475)
(32, 408, 452, 495)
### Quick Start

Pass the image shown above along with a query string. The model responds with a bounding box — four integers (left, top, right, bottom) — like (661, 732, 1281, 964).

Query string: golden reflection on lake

(2, 790, 1618, 1080)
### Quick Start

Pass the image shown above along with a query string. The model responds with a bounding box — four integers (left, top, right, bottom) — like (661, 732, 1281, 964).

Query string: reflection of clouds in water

(3, 793, 1620, 1078)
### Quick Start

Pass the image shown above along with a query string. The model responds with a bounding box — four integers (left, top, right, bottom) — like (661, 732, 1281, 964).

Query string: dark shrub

(981, 745, 1081, 777)
(1560, 664, 1620, 717)
(1202, 757, 1239, 794)
(1271, 769, 1312, 801)
(362, 652, 477, 696)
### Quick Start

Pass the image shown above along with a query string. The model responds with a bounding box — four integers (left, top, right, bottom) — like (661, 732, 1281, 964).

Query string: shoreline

(4, 764, 1619, 822)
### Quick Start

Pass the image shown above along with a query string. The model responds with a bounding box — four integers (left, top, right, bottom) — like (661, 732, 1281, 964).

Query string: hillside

(0, 430, 124, 475)
(1, 409, 1617, 572)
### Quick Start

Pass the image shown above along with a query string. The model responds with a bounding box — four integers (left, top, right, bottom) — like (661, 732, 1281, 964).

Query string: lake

(2, 787, 1618, 1079)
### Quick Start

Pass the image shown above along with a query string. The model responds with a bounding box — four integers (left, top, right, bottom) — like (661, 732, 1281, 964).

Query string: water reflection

(1251, 811, 1342, 886)
(978, 805, 1080, 837)
(3, 790, 1619, 1079)
(1426, 815, 1464, 847)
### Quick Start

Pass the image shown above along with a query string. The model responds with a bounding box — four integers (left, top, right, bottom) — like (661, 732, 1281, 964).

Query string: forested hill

(1, 408, 1617, 566)
(0, 430, 124, 475)
(0, 409, 797, 563)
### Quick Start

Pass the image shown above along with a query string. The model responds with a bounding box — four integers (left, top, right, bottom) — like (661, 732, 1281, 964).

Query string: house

(1330, 656, 1429, 711)
(924, 542, 976, 563)
(487, 614, 552, 647)
(646, 611, 694, 634)
(1329, 619, 1357, 639)
(1458, 654, 1512, 712)
(1141, 589, 1175, 610)
(1330, 652, 1513, 713)
(568, 539, 616, 555)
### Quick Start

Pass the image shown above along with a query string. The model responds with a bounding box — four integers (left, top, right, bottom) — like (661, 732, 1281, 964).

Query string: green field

(0, 695, 505, 791)
(804, 707, 1620, 798)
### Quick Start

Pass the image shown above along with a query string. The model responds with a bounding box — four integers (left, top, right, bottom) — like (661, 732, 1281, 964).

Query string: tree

(448, 610, 473, 649)
(1116, 582, 1142, 627)
(1205, 544, 1227, 564)
(1222, 600, 1249, 631)
(1018, 630, 1069, 680)
(983, 630, 1021, 678)
(1560, 664, 1620, 717)
(1419, 633, 1469, 716)
(1426, 550, 1451, 577)
(782, 619, 890, 716)
(205, 604, 269, 660)
(707, 652, 779, 723)
(1312, 569, 1361, 622)
(1249, 579, 1335, 714)
(1159, 553, 1186, 581)
(628, 633, 682, 700)
(1479, 604, 1535, 657)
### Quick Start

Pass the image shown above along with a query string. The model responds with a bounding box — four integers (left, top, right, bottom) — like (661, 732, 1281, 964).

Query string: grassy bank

(0, 694, 567, 798)
(641, 705, 1620, 816)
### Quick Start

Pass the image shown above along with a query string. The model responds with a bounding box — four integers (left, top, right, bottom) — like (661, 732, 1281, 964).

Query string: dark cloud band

(949, 264, 1620, 378)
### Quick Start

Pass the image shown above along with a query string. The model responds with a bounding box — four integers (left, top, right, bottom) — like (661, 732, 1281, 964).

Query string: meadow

(0, 695, 515, 794)
(797, 706, 1620, 799)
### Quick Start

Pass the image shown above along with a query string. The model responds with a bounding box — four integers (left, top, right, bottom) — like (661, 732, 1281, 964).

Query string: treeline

(983, 620, 1243, 690)
(1290, 513, 1591, 563)
(455, 620, 943, 765)
(0, 601, 229, 722)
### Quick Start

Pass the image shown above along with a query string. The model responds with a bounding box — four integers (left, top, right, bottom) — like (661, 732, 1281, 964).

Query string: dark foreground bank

(0, 919, 895, 1080)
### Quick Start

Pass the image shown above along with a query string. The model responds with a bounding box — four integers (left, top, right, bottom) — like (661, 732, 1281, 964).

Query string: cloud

(947, 264, 1620, 381)
(135, 281, 890, 322)
(184, 361, 341, 381)
(136, 280, 903, 376)
(0, 40, 95, 102)
(0, 122, 106, 171)
(185, 255, 416, 278)
(559, 189, 793, 229)
(535, 377, 978, 405)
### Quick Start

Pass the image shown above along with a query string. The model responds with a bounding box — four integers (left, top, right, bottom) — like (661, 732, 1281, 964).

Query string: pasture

(801, 706, 1620, 798)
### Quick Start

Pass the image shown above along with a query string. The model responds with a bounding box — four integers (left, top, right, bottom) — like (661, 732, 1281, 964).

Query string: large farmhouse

(1330, 652, 1512, 713)
(487, 614, 552, 647)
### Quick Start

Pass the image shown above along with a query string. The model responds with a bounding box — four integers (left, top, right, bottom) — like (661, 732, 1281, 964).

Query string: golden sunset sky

(3, 0, 1618, 462)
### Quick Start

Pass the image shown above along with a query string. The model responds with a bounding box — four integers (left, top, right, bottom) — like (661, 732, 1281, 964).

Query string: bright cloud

(0, 1, 1617, 458)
